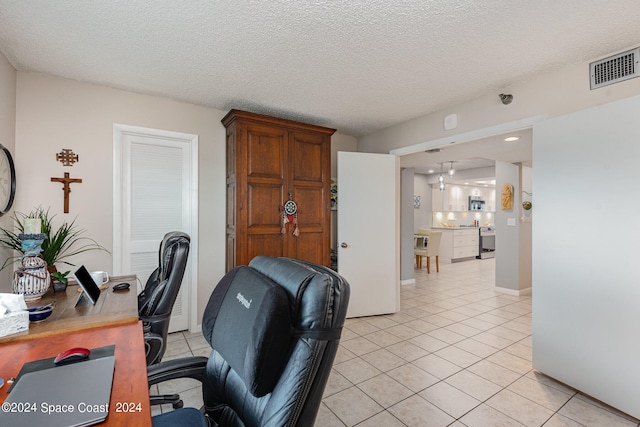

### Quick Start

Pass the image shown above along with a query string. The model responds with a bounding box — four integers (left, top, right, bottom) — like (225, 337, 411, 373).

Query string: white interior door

(114, 125, 198, 333)
(338, 151, 400, 318)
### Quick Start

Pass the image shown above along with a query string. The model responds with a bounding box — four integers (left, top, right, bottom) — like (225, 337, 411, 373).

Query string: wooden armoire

(222, 109, 335, 271)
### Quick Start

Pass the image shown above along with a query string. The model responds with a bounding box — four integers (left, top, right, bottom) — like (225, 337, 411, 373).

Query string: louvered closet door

(122, 133, 191, 332)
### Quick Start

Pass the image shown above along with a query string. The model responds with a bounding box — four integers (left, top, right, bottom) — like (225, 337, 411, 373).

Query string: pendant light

(448, 161, 455, 177)
(438, 163, 445, 191)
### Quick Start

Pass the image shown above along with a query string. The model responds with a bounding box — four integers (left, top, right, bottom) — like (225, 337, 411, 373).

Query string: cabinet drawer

(454, 236, 479, 247)
(453, 246, 478, 258)
(454, 229, 478, 237)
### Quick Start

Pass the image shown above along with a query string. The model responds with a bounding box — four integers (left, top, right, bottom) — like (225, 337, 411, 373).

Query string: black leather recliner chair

(138, 231, 190, 366)
(149, 256, 350, 427)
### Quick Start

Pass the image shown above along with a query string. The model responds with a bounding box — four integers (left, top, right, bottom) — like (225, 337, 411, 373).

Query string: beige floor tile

(360, 348, 407, 372)
(333, 357, 381, 384)
(419, 381, 481, 418)
(387, 363, 440, 392)
(459, 403, 526, 427)
(314, 403, 345, 427)
(340, 328, 359, 341)
(434, 345, 481, 368)
(323, 370, 353, 398)
(186, 335, 209, 351)
(466, 359, 523, 388)
(559, 395, 639, 427)
(542, 413, 587, 427)
(445, 370, 503, 401)
(423, 314, 456, 327)
(385, 340, 430, 361)
(412, 354, 463, 379)
(486, 389, 555, 427)
(362, 329, 403, 347)
(323, 386, 383, 427)
(486, 325, 529, 342)
(362, 315, 399, 329)
(345, 321, 380, 336)
(507, 376, 573, 412)
(503, 342, 533, 361)
(340, 336, 381, 356)
(388, 394, 455, 427)
(474, 312, 509, 325)
(334, 345, 357, 364)
(385, 324, 423, 340)
(486, 350, 532, 375)
(524, 370, 576, 395)
(407, 333, 449, 352)
(454, 338, 499, 358)
(403, 318, 440, 333)
(354, 410, 405, 427)
(443, 322, 482, 338)
(426, 328, 467, 345)
(459, 317, 498, 331)
(357, 373, 414, 408)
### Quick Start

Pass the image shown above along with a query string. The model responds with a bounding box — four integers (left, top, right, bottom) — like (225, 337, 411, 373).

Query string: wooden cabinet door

(286, 130, 330, 266)
(238, 123, 288, 266)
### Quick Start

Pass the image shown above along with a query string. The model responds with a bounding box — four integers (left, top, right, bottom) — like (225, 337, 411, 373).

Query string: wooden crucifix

(51, 172, 82, 213)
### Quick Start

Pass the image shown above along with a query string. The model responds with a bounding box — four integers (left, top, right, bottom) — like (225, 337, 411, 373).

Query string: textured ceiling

(1, 1, 640, 137)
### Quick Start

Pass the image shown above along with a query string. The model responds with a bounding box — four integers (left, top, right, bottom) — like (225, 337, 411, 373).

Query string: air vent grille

(590, 47, 640, 89)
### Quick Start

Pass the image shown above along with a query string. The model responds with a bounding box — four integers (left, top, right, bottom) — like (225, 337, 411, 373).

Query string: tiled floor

(153, 258, 640, 426)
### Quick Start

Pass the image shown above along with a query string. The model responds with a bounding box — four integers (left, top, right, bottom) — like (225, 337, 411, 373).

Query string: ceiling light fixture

(448, 161, 455, 177)
(438, 163, 445, 191)
(504, 136, 519, 142)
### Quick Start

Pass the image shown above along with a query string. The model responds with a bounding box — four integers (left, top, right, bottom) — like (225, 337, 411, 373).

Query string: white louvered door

(114, 126, 198, 333)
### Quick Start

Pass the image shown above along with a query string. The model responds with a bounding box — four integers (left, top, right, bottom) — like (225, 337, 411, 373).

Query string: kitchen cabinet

(432, 184, 495, 212)
(436, 228, 479, 262)
(222, 109, 335, 270)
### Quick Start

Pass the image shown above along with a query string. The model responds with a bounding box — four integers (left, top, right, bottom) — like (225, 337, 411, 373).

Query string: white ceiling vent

(590, 47, 640, 89)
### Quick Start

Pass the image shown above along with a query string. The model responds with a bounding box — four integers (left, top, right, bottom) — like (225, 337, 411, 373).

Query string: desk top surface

(0, 275, 139, 344)
(0, 321, 151, 426)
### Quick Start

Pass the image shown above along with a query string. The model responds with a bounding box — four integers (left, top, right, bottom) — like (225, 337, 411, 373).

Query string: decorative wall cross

(55, 149, 79, 166)
(51, 173, 82, 213)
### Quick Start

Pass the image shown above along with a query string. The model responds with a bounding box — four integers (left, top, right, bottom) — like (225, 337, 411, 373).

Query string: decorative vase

(12, 233, 51, 301)
(13, 255, 51, 301)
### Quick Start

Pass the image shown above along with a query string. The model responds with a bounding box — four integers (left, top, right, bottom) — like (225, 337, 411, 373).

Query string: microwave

(469, 196, 485, 211)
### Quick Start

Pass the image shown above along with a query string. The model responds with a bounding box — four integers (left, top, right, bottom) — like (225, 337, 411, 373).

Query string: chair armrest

(147, 356, 209, 386)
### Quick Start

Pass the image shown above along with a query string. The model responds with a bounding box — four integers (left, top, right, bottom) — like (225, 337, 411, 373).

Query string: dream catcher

(280, 191, 300, 236)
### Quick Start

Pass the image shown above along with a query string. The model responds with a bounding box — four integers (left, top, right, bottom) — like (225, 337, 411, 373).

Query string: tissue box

(0, 310, 29, 338)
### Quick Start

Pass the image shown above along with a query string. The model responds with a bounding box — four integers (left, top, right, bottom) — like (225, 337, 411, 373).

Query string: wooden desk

(0, 275, 138, 344)
(0, 321, 151, 426)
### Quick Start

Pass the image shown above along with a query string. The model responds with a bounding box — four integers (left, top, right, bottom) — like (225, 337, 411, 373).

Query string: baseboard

(401, 279, 416, 286)
(495, 286, 532, 296)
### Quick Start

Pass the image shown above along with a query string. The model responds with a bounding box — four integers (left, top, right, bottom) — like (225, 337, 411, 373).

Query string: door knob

(340, 242, 348, 248)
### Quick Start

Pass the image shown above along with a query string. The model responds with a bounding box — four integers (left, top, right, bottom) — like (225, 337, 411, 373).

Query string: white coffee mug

(90, 271, 109, 285)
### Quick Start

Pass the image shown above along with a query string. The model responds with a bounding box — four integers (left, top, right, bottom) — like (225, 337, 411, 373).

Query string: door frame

(112, 123, 199, 332)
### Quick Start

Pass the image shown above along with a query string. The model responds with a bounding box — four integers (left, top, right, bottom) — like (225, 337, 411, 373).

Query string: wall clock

(0, 144, 16, 216)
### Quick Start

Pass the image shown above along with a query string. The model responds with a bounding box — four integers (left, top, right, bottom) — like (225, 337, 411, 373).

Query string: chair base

(415, 255, 439, 273)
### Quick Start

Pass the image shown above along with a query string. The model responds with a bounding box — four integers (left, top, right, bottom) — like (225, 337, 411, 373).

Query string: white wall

(533, 95, 640, 419)
(413, 173, 432, 230)
(13, 72, 226, 320)
(0, 52, 16, 287)
(494, 161, 521, 293)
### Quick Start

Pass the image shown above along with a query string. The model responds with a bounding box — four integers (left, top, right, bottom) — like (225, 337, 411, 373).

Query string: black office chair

(149, 255, 350, 427)
(138, 231, 190, 366)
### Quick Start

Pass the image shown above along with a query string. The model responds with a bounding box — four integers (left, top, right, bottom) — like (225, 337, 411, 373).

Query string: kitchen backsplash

(431, 211, 494, 227)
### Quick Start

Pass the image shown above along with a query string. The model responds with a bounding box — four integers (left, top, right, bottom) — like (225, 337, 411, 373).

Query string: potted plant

(51, 270, 71, 292)
(0, 207, 109, 272)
